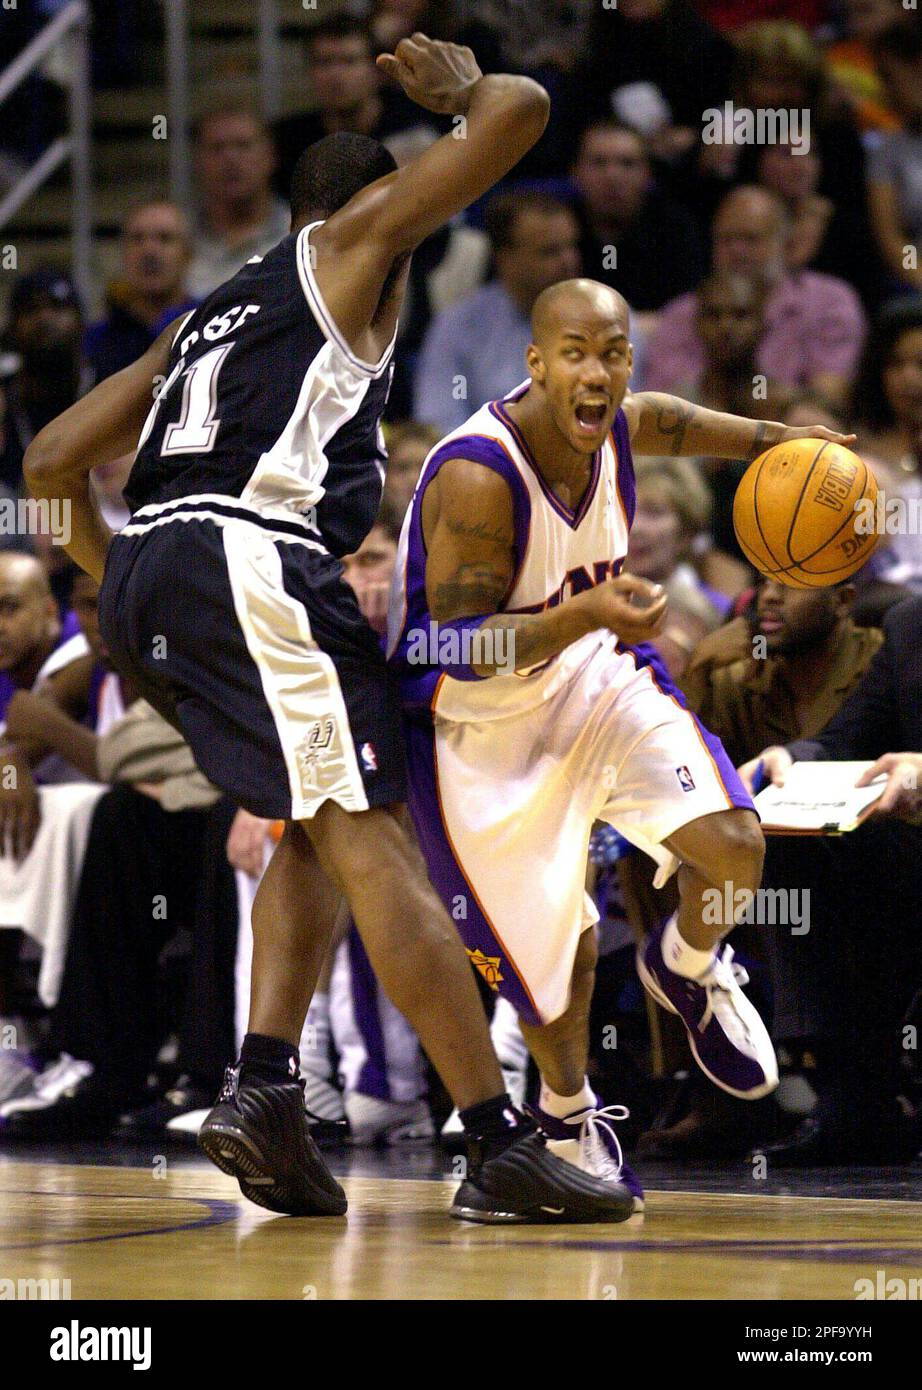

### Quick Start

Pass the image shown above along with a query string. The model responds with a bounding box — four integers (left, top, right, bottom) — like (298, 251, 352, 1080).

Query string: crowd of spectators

(1, 0, 922, 1166)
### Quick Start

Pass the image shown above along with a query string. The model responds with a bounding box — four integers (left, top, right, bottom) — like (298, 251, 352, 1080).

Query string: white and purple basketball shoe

(533, 1100, 645, 1213)
(637, 923, 778, 1100)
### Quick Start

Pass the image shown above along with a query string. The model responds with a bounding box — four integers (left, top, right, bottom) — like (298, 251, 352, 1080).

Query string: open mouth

(759, 616, 783, 634)
(574, 401, 608, 434)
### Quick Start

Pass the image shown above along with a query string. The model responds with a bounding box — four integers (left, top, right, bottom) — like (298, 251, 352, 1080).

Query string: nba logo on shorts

(676, 765, 696, 793)
(360, 742, 378, 772)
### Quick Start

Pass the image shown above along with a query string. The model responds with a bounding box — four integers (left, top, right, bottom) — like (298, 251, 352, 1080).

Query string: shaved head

(519, 278, 634, 456)
(0, 552, 52, 602)
(531, 278, 629, 345)
(0, 552, 60, 678)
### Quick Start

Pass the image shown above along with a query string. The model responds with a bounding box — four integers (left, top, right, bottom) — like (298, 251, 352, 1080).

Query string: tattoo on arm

(503, 614, 547, 667)
(651, 398, 700, 454)
(444, 517, 513, 546)
(432, 562, 510, 620)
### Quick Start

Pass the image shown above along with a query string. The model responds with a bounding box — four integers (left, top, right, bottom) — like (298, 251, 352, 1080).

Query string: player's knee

(710, 810, 765, 890)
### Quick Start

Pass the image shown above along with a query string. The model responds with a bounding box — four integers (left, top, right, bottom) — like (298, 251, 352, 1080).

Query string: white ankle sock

(662, 916, 716, 980)
(539, 1077, 596, 1119)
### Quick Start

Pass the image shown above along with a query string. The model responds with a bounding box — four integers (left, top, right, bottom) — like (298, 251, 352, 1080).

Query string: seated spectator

(1, 272, 92, 597)
(381, 421, 440, 526)
(566, 0, 734, 167)
(867, 12, 922, 296)
(646, 187, 867, 406)
(272, 13, 441, 193)
(677, 269, 774, 415)
(187, 106, 290, 300)
(1, 270, 92, 474)
(674, 268, 790, 572)
(689, 578, 884, 769)
(570, 121, 706, 312)
(756, 140, 833, 273)
(850, 299, 922, 589)
(86, 201, 197, 382)
(0, 781, 237, 1140)
(0, 571, 236, 1139)
(737, 595, 922, 1163)
(691, 20, 887, 307)
(0, 564, 103, 1106)
(0, 554, 86, 742)
(626, 457, 729, 679)
(0, 359, 29, 510)
(369, 0, 455, 53)
(462, 0, 593, 79)
(413, 192, 582, 432)
(827, 0, 906, 135)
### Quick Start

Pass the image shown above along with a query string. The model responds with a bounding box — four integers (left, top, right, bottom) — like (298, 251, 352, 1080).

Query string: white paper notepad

(753, 761, 886, 835)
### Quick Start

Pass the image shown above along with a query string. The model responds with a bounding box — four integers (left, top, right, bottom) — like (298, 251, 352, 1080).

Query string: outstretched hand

(780, 425, 858, 449)
(376, 33, 482, 115)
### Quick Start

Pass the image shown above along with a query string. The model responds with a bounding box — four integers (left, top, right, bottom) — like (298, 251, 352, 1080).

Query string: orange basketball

(732, 439, 879, 588)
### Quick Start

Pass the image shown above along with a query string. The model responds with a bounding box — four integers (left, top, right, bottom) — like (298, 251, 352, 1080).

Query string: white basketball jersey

(388, 381, 638, 722)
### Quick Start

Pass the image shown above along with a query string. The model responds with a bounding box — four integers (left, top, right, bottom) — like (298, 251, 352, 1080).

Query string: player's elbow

(22, 434, 59, 494)
(514, 78, 551, 140)
(23, 423, 78, 495)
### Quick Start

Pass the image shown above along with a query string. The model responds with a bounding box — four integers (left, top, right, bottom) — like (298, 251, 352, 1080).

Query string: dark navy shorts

(98, 503, 406, 820)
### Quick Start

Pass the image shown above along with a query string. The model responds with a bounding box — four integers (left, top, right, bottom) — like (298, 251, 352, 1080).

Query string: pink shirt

(645, 270, 867, 393)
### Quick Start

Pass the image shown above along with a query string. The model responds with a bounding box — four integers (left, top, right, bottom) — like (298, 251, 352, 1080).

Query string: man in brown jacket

(681, 579, 883, 767)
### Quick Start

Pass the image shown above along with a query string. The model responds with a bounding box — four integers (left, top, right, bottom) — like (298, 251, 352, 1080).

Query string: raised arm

(311, 36, 549, 348)
(425, 458, 667, 677)
(622, 391, 856, 461)
(23, 319, 178, 582)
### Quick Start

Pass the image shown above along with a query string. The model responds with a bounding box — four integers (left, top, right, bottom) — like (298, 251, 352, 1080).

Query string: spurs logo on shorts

(296, 719, 337, 785)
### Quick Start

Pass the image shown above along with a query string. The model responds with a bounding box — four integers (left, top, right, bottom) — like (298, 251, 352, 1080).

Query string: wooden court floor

(2, 1155, 922, 1300)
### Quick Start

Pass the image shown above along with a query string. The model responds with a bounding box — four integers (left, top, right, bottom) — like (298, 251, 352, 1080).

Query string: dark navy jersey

(124, 223, 395, 558)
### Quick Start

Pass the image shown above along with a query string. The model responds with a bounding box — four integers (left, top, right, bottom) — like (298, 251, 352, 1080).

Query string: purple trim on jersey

(391, 433, 532, 711)
(403, 715, 544, 1026)
(611, 408, 636, 529)
(428, 614, 492, 682)
(623, 642, 754, 814)
(490, 398, 603, 530)
(347, 922, 391, 1102)
(0, 610, 83, 720)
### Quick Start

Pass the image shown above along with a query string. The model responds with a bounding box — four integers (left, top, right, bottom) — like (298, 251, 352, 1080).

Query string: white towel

(0, 783, 107, 1006)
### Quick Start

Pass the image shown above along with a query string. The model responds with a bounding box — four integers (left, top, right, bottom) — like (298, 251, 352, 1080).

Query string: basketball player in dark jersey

(25, 37, 635, 1223)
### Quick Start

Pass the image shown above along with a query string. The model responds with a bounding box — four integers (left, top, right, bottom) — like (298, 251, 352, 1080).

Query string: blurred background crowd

(1, 0, 922, 1170)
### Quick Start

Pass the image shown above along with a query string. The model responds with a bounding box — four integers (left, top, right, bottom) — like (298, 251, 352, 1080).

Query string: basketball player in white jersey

(388, 279, 856, 1206)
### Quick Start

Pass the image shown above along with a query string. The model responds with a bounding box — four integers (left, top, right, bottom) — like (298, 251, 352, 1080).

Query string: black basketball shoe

(198, 1066, 347, 1216)
(452, 1118, 636, 1224)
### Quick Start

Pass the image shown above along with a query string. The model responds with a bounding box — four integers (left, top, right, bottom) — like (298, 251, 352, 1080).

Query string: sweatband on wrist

(405, 615, 493, 681)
